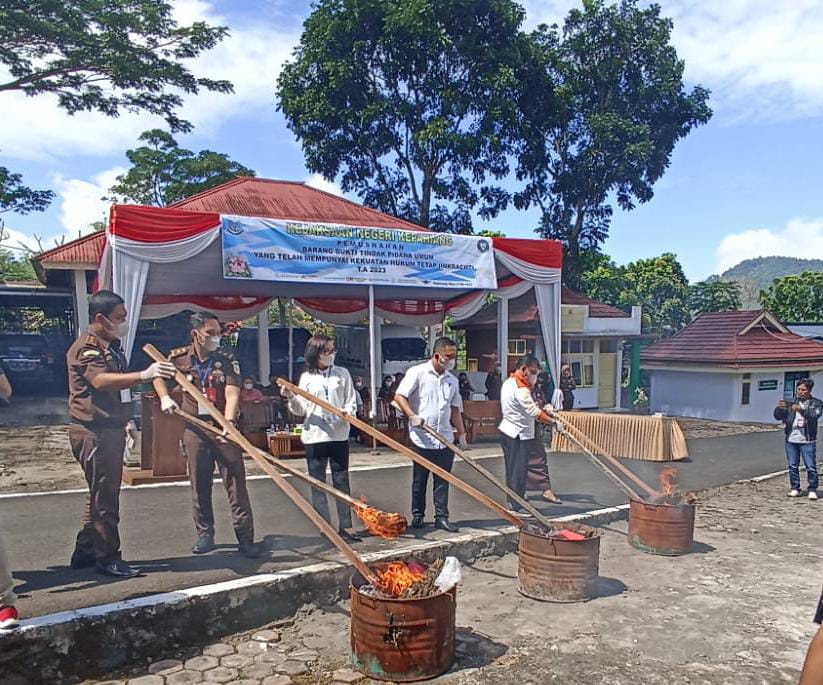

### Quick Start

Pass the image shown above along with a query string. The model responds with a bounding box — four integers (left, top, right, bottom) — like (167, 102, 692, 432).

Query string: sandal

(541, 491, 563, 504)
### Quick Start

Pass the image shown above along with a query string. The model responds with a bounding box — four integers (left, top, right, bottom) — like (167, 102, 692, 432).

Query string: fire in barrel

(628, 467, 697, 556)
(350, 558, 459, 682)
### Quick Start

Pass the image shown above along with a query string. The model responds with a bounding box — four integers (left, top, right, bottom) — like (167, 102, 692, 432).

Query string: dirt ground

(0, 418, 778, 494)
(84, 474, 821, 685)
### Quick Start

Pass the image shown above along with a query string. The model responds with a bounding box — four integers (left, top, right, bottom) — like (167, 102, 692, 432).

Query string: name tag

(197, 401, 210, 416)
(119, 389, 131, 404)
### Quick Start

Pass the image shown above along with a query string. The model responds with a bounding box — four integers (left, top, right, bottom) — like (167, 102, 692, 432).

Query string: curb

(0, 503, 630, 683)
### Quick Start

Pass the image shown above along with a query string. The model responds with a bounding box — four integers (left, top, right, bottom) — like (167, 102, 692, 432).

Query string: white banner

(220, 216, 497, 290)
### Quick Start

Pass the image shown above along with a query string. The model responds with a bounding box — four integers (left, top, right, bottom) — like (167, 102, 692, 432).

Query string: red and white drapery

(98, 203, 563, 391)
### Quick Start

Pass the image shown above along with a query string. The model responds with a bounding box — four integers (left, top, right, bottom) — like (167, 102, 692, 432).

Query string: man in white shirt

(498, 354, 555, 514)
(394, 337, 467, 533)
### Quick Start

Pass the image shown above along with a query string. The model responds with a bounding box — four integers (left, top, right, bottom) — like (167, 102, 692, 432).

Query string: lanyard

(109, 345, 126, 371)
(193, 357, 214, 387)
(320, 368, 332, 401)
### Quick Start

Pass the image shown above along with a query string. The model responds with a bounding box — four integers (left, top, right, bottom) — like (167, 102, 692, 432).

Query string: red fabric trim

(143, 295, 270, 310)
(492, 237, 563, 268)
(109, 204, 220, 243)
(378, 300, 444, 315)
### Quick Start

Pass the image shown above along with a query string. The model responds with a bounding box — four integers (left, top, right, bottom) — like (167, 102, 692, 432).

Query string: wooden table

(268, 432, 305, 458)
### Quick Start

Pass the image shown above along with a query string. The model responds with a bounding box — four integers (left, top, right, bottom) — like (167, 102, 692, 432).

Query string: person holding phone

(775, 379, 822, 500)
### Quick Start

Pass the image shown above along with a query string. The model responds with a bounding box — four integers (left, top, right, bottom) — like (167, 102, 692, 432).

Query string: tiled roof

(454, 287, 630, 328)
(642, 310, 823, 367)
(36, 178, 427, 269)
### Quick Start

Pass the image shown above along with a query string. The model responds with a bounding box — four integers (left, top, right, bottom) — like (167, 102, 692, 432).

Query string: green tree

(0, 0, 232, 213)
(689, 280, 741, 315)
(277, 0, 531, 233)
(0, 166, 54, 214)
(760, 272, 823, 322)
(514, 0, 712, 287)
(108, 130, 255, 207)
(581, 252, 690, 335)
(0, 249, 36, 282)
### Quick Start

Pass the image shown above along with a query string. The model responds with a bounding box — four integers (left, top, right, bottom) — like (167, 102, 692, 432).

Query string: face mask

(527, 372, 538, 386)
(319, 353, 336, 367)
(197, 331, 221, 352)
(442, 358, 456, 372)
(103, 316, 129, 340)
(355, 382, 363, 389)
(244, 383, 254, 390)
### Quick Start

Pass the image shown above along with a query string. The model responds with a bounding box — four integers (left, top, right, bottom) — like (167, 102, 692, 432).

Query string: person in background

(535, 371, 551, 407)
(262, 372, 281, 397)
(394, 337, 467, 533)
(67, 290, 176, 577)
(284, 335, 361, 542)
(0, 372, 18, 632)
(560, 364, 576, 411)
(775, 378, 821, 500)
(154, 313, 259, 558)
(378, 375, 394, 403)
(240, 375, 265, 403)
(485, 363, 502, 401)
(353, 376, 370, 406)
(498, 354, 557, 514)
(458, 372, 475, 402)
(800, 586, 823, 684)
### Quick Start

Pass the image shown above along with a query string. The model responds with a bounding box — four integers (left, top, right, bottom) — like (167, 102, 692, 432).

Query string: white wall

(650, 368, 823, 423)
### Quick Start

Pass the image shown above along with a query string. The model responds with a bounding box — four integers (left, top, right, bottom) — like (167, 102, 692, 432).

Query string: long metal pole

(143, 344, 378, 585)
(277, 377, 526, 529)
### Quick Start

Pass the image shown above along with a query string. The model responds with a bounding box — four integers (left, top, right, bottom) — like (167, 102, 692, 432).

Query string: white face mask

(197, 331, 221, 352)
(443, 358, 456, 372)
(243, 383, 254, 390)
(527, 372, 538, 386)
(104, 316, 129, 340)
(319, 353, 336, 367)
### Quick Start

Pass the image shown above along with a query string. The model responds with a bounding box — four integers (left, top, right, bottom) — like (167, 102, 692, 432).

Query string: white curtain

(534, 283, 563, 406)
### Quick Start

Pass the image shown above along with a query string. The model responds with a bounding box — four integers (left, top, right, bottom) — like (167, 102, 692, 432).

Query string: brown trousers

(69, 424, 125, 564)
(182, 428, 254, 543)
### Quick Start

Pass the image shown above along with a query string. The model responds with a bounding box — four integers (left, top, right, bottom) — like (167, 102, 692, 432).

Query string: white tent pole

(368, 285, 378, 420)
(287, 298, 294, 382)
(257, 307, 270, 385)
(73, 269, 89, 334)
(497, 296, 509, 374)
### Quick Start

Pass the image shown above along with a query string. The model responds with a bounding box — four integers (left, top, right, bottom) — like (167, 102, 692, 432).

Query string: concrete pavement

(2, 430, 787, 619)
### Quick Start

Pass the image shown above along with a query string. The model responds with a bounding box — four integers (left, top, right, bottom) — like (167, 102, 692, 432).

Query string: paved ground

(2, 430, 788, 619)
(80, 474, 821, 685)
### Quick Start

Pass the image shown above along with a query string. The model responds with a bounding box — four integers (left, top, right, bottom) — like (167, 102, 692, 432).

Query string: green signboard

(758, 380, 778, 391)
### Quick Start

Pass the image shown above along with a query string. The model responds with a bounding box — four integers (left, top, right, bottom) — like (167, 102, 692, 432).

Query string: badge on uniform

(197, 401, 210, 417)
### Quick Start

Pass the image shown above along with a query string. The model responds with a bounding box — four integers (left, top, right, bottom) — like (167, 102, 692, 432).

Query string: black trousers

(500, 432, 535, 509)
(305, 440, 353, 529)
(411, 446, 455, 520)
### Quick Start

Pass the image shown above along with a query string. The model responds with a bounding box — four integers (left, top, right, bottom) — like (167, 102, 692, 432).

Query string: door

(598, 352, 617, 408)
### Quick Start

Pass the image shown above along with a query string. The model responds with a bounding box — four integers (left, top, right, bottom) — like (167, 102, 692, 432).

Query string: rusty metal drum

(517, 524, 602, 602)
(628, 498, 696, 556)
(350, 567, 456, 682)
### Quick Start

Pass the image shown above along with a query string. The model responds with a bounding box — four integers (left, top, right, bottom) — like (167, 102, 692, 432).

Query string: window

(561, 338, 595, 388)
(508, 339, 526, 355)
(600, 339, 618, 353)
(467, 358, 479, 372)
(784, 371, 810, 400)
(741, 373, 751, 406)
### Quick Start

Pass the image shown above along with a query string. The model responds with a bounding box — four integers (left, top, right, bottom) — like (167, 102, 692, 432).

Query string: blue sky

(2, 0, 823, 281)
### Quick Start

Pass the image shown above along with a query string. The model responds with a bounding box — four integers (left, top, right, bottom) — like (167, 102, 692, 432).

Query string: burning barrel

(518, 523, 602, 602)
(627, 497, 696, 556)
(350, 563, 456, 682)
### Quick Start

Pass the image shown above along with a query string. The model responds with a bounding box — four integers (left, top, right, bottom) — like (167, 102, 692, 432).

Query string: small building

(454, 288, 643, 410)
(641, 309, 823, 423)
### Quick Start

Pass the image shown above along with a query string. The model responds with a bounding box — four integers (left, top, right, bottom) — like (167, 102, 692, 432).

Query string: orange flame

(375, 562, 426, 597)
(354, 504, 408, 539)
(659, 466, 679, 496)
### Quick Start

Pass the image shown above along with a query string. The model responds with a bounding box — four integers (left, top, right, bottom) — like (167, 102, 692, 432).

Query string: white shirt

(498, 374, 551, 440)
(288, 366, 357, 445)
(395, 361, 461, 449)
(789, 401, 809, 444)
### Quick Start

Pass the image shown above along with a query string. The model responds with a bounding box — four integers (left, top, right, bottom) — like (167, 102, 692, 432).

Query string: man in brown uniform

(67, 290, 176, 578)
(154, 313, 259, 558)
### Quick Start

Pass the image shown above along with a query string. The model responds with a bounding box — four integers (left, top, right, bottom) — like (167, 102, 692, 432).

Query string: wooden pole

(390, 401, 557, 531)
(554, 414, 660, 499)
(278, 377, 526, 529)
(143, 344, 378, 585)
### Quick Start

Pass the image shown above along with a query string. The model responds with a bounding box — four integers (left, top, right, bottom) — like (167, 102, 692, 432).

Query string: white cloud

(304, 173, 343, 197)
(51, 167, 126, 239)
(0, 0, 297, 161)
(715, 217, 823, 273)
(0, 224, 44, 255)
(522, 0, 823, 122)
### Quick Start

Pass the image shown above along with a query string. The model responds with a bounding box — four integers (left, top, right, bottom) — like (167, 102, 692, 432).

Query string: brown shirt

(67, 331, 131, 428)
(169, 344, 241, 416)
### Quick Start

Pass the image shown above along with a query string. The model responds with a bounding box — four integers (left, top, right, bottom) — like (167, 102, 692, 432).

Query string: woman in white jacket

(287, 335, 361, 542)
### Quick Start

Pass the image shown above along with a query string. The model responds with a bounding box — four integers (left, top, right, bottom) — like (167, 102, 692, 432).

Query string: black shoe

(70, 550, 96, 570)
(339, 528, 363, 543)
(411, 515, 425, 529)
(435, 519, 459, 533)
(192, 533, 215, 555)
(96, 560, 140, 578)
(238, 540, 261, 558)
